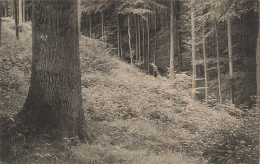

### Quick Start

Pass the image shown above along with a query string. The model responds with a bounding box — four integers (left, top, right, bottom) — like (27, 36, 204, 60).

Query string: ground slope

(1, 18, 257, 164)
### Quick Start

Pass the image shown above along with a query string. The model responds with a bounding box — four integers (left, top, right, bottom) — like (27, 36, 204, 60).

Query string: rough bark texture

(191, 0, 196, 99)
(227, 17, 234, 104)
(17, 0, 87, 141)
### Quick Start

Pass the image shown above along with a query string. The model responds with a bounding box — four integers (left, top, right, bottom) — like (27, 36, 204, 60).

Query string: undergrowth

(0, 17, 258, 164)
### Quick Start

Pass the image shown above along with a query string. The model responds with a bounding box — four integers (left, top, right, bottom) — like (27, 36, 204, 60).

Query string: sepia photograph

(0, 0, 259, 163)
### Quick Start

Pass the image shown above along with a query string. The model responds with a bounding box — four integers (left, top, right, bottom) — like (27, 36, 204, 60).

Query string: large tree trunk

(16, 0, 88, 142)
(191, 0, 196, 99)
(169, 0, 175, 78)
(128, 14, 133, 65)
(257, 1, 260, 112)
(215, 22, 223, 104)
(18, 0, 22, 23)
(202, 20, 208, 103)
(227, 17, 234, 104)
(0, 0, 2, 46)
(14, 0, 19, 40)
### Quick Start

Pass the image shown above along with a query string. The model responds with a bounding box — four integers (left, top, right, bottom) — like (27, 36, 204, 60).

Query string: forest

(0, 0, 259, 163)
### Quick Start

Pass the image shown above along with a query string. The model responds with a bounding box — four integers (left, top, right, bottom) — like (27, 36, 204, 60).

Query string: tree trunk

(117, 14, 120, 58)
(227, 17, 234, 104)
(120, 29, 123, 59)
(202, 20, 208, 103)
(142, 19, 145, 68)
(14, 0, 19, 40)
(101, 11, 104, 40)
(128, 14, 133, 65)
(191, 0, 196, 99)
(78, 0, 81, 38)
(215, 22, 223, 104)
(256, 1, 260, 112)
(0, 0, 2, 46)
(22, 0, 25, 22)
(18, 0, 22, 23)
(138, 15, 141, 62)
(169, 0, 175, 78)
(16, 0, 88, 142)
(135, 14, 138, 62)
(89, 13, 92, 38)
(153, 9, 157, 76)
(146, 13, 150, 74)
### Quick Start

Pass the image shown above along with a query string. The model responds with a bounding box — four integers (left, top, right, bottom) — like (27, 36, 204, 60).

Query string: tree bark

(78, 0, 81, 38)
(227, 17, 234, 104)
(128, 14, 133, 65)
(16, 0, 88, 142)
(146, 13, 150, 74)
(256, 0, 260, 112)
(18, 0, 22, 23)
(117, 14, 120, 58)
(153, 9, 157, 76)
(202, 20, 208, 103)
(138, 15, 141, 62)
(169, 0, 175, 78)
(215, 22, 223, 104)
(191, 0, 196, 99)
(135, 14, 138, 62)
(101, 10, 104, 40)
(0, 0, 2, 46)
(142, 19, 145, 68)
(14, 0, 19, 40)
(89, 13, 92, 38)
(22, 0, 25, 22)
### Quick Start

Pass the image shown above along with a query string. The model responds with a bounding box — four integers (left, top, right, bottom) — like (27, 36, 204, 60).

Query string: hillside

(0, 18, 258, 164)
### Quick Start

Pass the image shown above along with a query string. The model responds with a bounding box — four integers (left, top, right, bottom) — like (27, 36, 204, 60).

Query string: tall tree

(0, 0, 2, 46)
(227, 17, 234, 104)
(191, 0, 196, 99)
(214, 22, 223, 104)
(22, 0, 25, 22)
(14, 0, 19, 40)
(202, 20, 208, 103)
(18, 0, 22, 23)
(257, 0, 260, 110)
(169, 0, 175, 78)
(16, 0, 88, 141)
(128, 14, 133, 64)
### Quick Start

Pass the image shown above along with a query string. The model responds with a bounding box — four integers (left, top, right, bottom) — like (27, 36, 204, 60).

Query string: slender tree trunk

(169, 0, 175, 77)
(135, 14, 138, 62)
(17, 0, 89, 142)
(128, 14, 133, 65)
(101, 11, 104, 40)
(14, 0, 19, 40)
(142, 19, 145, 68)
(22, 0, 25, 22)
(191, 0, 196, 99)
(227, 17, 234, 104)
(153, 9, 157, 76)
(147, 13, 150, 74)
(215, 22, 222, 104)
(78, 0, 81, 38)
(18, 0, 22, 23)
(120, 29, 123, 59)
(138, 15, 141, 62)
(202, 20, 208, 103)
(89, 13, 92, 38)
(117, 14, 120, 58)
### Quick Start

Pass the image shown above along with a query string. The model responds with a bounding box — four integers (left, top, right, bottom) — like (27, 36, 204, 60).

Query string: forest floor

(0, 18, 258, 164)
